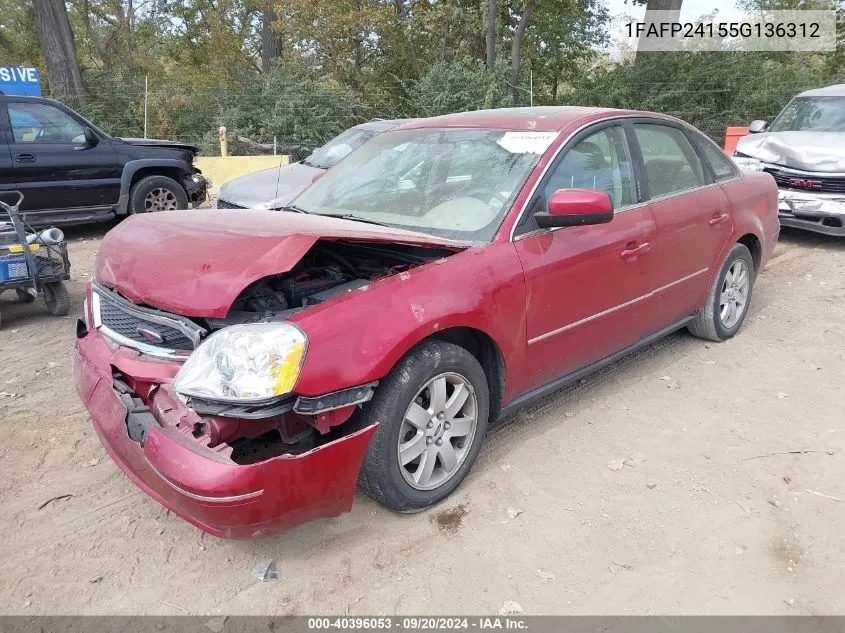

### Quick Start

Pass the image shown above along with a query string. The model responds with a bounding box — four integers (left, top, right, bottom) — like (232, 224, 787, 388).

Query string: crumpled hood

(95, 209, 463, 318)
(736, 131, 845, 172)
(119, 138, 199, 155)
(217, 162, 324, 209)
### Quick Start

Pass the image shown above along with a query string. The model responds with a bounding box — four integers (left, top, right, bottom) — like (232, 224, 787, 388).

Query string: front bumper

(185, 173, 208, 207)
(778, 189, 845, 237)
(74, 327, 376, 539)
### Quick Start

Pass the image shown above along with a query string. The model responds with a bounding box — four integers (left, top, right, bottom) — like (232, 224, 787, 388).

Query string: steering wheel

(463, 187, 509, 208)
(357, 178, 401, 194)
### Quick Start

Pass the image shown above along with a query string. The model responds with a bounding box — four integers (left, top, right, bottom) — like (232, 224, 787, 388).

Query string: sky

(604, 0, 746, 21)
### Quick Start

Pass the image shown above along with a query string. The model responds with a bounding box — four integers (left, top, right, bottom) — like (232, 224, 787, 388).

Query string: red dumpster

(724, 127, 750, 155)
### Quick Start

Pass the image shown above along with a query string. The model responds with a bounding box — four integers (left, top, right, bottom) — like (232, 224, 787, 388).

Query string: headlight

(732, 153, 764, 173)
(172, 323, 307, 404)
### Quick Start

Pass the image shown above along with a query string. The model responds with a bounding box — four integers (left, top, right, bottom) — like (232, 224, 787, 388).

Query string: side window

(634, 123, 705, 198)
(691, 133, 740, 182)
(543, 126, 634, 209)
(7, 102, 86, 144)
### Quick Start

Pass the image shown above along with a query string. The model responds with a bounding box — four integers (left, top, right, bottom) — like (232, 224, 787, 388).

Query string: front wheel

(688, 243, 754, 342)
(129, 175, 188, 214)
(353, 340, 490, 512)
(43, 282, 70, 316)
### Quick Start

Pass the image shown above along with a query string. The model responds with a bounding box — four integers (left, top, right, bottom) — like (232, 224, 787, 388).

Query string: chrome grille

(765, 167, 845, 195)
(97, 298, 194, 350)
(216, 198, 246, 209)
(92, 282, 206, 358)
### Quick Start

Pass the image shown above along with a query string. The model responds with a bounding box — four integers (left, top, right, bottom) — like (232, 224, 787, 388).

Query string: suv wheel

(129, 175, 188, 214)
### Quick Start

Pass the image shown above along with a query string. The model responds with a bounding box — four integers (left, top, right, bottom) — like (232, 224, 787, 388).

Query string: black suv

(0, 95, 207, 226)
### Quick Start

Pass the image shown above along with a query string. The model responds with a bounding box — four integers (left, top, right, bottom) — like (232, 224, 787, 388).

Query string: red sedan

(74, 107, 779, 538)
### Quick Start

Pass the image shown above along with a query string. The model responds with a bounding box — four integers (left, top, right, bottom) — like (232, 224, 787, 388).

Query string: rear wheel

(43, 282, 69, 316)
(129, 175, 188, 214)
(688, 243, 754, 342)
(353, 340, 489, 512)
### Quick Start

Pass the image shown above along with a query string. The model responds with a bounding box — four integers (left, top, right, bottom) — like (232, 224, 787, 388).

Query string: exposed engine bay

(95, 239, 459, 463)
(211, 239, 456, 327)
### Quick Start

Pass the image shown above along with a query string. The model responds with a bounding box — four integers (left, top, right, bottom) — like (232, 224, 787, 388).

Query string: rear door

(5, 99, 119, 213)
(514, 121, 657, 391)
(629, 120, 734, 327)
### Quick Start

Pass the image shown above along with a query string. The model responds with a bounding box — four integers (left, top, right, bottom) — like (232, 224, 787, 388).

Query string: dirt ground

(1, 223, 844, 616)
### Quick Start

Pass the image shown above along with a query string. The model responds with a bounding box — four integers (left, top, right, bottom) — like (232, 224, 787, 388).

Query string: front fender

(289, 243, 529, 404)
(116, 159, 194, 214)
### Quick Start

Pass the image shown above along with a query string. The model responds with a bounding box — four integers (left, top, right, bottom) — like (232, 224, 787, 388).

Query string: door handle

(15, 153, 35, 163)
(709, 212, 729, 227)
(620, 242, 650, 259)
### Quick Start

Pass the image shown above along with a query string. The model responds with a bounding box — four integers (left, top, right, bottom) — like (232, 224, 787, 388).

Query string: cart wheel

(15, 289, 35, 303)
(43, 282, 70, 316)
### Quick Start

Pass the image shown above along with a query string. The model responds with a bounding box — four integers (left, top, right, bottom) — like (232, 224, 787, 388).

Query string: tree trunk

(485, 0, 497, 70)
(126, 0, 134, 58)
(33, 0, 85, 106)
(261, 7, 282, 72)
(635, 0, 682, 62)
(508, 0, 536, 106)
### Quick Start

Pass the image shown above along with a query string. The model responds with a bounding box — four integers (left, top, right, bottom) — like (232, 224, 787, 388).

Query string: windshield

(294, 128, 549, 242)
(304, 128, 377, 169)
(769, 96, 845, 133)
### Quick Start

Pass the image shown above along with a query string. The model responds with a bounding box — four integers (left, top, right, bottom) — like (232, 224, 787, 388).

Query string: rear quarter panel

(721, 171, 780, 271)
(289, 243, 529, 403)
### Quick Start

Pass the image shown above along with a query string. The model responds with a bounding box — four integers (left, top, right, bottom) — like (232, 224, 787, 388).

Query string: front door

(514, 123, 658, 391)
(5, 99, 120, 213)
(0, 122, 16, 202)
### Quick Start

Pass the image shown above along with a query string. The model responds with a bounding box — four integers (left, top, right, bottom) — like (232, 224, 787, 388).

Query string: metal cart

(0, 191, 71, 328)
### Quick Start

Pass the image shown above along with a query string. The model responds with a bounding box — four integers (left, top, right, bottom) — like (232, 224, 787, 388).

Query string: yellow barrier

(195, 155, 291, 188)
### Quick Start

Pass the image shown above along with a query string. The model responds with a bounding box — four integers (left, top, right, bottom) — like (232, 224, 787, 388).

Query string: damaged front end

(75, 323, 378, 538)
(76, 235, 460, 537)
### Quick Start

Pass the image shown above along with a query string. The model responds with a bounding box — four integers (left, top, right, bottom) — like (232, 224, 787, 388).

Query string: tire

(129, 175, 188, 214)
(688, 243, 754, 342)
(43, 282, 70, 316)
(15, 289, 35, 303)
(353, 340, 490, 513)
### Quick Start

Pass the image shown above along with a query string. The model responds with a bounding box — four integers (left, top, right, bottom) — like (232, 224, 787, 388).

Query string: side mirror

(83, 127, 99, 147)
(748, 120, 768, 134)
(535, 189, 614, 229)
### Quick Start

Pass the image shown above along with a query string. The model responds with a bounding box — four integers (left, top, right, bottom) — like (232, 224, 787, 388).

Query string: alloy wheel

(397, 372, 478, 491)
(719, 259, 749, 329)
(144, 187, 179, 212)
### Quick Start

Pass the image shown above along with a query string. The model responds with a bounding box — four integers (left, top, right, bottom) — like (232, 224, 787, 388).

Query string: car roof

(0, 94, 61, 105)
(797, 84, 845, 98)
(353, 118, 416, 132)
(393, 106, 646, 132)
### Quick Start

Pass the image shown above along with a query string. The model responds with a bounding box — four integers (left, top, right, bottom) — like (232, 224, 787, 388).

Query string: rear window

(691, 133, 740, 182)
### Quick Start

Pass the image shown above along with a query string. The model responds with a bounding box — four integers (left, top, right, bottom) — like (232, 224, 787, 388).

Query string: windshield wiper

(315, 213, 390, 227)
(282, 204, 309, 214)
(301, 158, 329, 169)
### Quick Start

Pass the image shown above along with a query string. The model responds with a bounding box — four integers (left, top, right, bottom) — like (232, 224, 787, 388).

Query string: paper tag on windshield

(497, 131, 559, 154)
